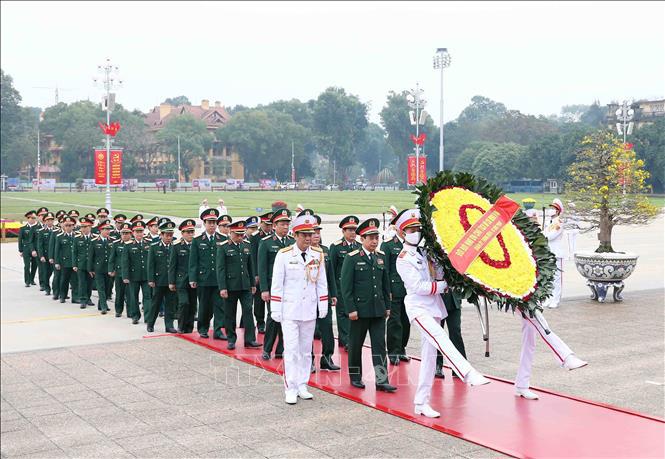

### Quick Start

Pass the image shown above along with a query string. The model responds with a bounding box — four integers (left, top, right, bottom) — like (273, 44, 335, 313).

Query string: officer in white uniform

(270, 214, 329, 405)
(564, 202, 580, 260)
(544, 199, 564, 308)
(383, 205, 398, 241)
(394, 209, 490, 419)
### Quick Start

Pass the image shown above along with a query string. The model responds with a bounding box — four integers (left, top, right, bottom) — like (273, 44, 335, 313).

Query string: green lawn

(1, 190, 662, 222)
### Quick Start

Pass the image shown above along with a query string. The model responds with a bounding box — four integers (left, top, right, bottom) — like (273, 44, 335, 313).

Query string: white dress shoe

(464, 370, 491, 386)
(297, 387, 314, 400)
(563, 354, 588, 370)
(415, 404, 440, 418)
(515, 387, 539, 400)
(547, 303, 560, 309)
(285, 392, 298, 405)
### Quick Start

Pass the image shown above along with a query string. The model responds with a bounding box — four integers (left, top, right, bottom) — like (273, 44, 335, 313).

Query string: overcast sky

(2, 1, 663, 124)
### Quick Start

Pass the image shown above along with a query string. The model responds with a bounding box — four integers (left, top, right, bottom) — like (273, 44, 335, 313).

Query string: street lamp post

(433, 48, 451, 172)
(407, 84, 426, 183)
(615, 100, 634, 145)
(94, 59, 122, 215)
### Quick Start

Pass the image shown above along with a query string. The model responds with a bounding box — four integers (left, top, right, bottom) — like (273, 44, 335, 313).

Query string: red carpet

(174, 333, 664, 458)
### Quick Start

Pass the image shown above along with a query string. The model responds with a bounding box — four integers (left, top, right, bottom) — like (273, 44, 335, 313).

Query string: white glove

(436, 280, 448, 293)
(318, 307, 328, 319)
(271, 311, 282, 323)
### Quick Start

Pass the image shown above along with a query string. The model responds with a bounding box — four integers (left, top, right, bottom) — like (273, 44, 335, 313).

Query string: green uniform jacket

(320, 245, 337, 299)
(72, 234, 93, 270)
(36, 226, 54, 259)
(340, 249, 390, 318)
(188, 232, 226, 287)
(249, 230, 269, 280)
(48, 227, 62, 261)
(168, 239, 192, 288)
(257, 234, 295, 293)
(380, 236, 407, 299)
(88, 235, 113, 274)
(147, 241, 173, 287)
(329, 238, 360, 293)
(216, 240, 254, 291)
(54, 232, 75, 268)
(146, 233, 161, 245)
(443, 290, 462, 311)
(108, 239, 127, 273)
(121, 239, 151, 282)
(18, 224, 38, 254)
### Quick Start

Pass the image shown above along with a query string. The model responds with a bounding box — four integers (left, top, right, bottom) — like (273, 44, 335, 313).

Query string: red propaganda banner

(448, 195, 520, 274)
(94, 149, 123, 185)
(407, 156, 427, 185)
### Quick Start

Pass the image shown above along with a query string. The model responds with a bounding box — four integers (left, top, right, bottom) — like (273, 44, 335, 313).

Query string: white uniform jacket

(270, 245, 329, 321)
(544, 220, 564, 258)
(395, 244, 449, 322)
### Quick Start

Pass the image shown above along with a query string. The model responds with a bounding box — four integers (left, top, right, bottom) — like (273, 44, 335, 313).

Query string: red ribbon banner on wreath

(448, 195, 520, 274)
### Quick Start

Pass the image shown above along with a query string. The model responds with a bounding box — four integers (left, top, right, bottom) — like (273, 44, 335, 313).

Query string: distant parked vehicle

(326, 184, 340, 191)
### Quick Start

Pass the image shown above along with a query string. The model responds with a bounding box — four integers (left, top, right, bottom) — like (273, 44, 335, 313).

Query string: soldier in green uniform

(88, 220, 113, 314)
(146, 220, 178, 333)
(251, 212, 273, 334)
(18, 210, 39, 288)
(341, 218, 395, 392)
(54, 216, 77, 303)
(217, 214, 231, 239)
(145, 216, 161, 244)
(217, 219, 262, 350)
(34, 207, 49, 290)
(48, 212, 65, 300)
(72, 217, 95, 308)
(93, 208, 109, 235)
(189, 208, 226, 339)
(110, 214, 127, 241)
(329, 215, 361, 351)
(36, 212, 56, 296)
(435, 292, 467, 379)
(121, 221, 151, 324)
(259, 208, 294, 360)
(108, 222, 132, 317)
(380, 210, 411, 366)
(310, 213, 341, 371)
(169, 219, 197, 333)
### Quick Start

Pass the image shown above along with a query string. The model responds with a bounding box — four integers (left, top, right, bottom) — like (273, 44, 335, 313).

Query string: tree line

(1, 69, 663, 191)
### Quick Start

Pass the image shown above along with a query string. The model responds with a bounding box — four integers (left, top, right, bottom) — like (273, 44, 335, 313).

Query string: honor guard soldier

(544, 199, 564, 309)
(329, 215, 360, 351)
(217, 214, 232, 239)
(130, 214, 144, 224)
(251, 212, 274, 333)
(383, 205, 398, 241)
(310, 213, 341, 371)
(341, 218, 395, 393)
(258, 208, 295, 360)
(121, 220, 152, 324)
(93, 208, 110, 234)
(146, 216, 161, 243)
(48, 212, 65, 300)
(380, 210, 411, 366)
(54, 216, 77, 303)
(169, 219, 197, 333)
(270, 213, 328, 404)
(394, 209, 489, 419)
(111, 214, 127, 241)
(18, 210, 39, 287)
(217, 219, 261, 350)
(68, 210, 81, 232)
(109, 223, 132, 317)
(73, 217, 95, 307)
(147, 220, 178, 333)
(36, 207, 49, 227)
(88, 220, 114, 314)
(36, 212, 56, 295)
(189, 208, 226, 339)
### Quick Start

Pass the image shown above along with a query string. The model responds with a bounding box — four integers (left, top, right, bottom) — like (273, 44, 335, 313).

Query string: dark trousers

(318, 305, 335, 359)
(148, 286, 176, 328)
(348, 317, 388, 384)
(197, 286, 218, 335)
(39, 260, 53, 292)
(128, 280, 151, 320)
(94, 273, 112, 311)
(253, 289, 266, 327)
(77, 270, 93, 303)
(437, 307, 466, 366)
(23, 253, 38, 285)
(113, 275, 127, 315)
(335, 295, 350, 347)
(386, 298, 410, 358)
(263, 301, 284, 355)
(51, 262, 60, 298)
(225, 290, 256, 345)
(177, 286, 197, 333)
(58, 267, 74, 300)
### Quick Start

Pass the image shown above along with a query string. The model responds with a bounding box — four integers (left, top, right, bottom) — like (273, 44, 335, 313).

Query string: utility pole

(291, 141, 295, 183)
(433, 48, 451, 171)
(407, 84, 426, 184)
(177, 135, 181, 184)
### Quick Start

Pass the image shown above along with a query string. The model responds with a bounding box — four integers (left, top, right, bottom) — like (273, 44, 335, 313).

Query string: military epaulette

(376, 249, 385, 255)
(332, 239, 343, 246)
(91, 234, 100, 240)
(74, 233, 82, 238)
(279, 246, 293, 253)
(348, 249, 360, 256)
(311, 246, 323, 253)
(124, 240, 134, 244)
(150, 241, 160, 246)
(173, 239, 182, 245)
(261, 234, 273, 241)
(219, 240, 229, 246)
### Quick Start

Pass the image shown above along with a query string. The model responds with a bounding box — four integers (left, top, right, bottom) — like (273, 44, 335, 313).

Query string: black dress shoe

(376, 383, 397, 393)
(399, 354, 411, 362)
(199, 332, 209, 339)
(275, 353, 283, 359)
(227, 343, 236, 350)
(45, 290, 51, 296)
(39, 287, 45, 291)
(245, 341, 262, 348)
(60, 298, 65, 303)
(257, 324, 265, 334)
(25, 284, 30, 288)
(320, 357, 340, 371)
(115, 313, 121, 318)
(132, 318, 139, 325)
(147, 325, 154, 332)
(72, 300, 79, 304)
(165, 327, 178, 333)
(53, 295, 59, 301)
(313, 332, 321, 340)
(213, 332, 227, 340)
(31, 282, 36, 285)
(158, 311, 164, 317)
(350, 381, 366, 389)
(87, 300, 94, 306)
(80, 304, 86, 309)
(343, 344, 349, 352)
(389, 357, 400, 366)
(262, 351, 271, 360)
(435, 365, 445, 379)
(101, 310, 107, 315)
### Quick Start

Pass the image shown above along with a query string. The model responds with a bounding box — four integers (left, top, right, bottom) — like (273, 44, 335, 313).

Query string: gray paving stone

(19, 403, 70, 419)
(1, 417, 32, 433)
(0, 428, 59, 457)
(62, 440, 134, 459)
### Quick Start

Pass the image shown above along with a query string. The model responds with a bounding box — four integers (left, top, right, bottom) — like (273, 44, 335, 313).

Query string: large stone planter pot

(573, 251, 639, 303)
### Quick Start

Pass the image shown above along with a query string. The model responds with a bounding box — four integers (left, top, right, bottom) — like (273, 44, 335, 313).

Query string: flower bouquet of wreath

(416, 171, 557, 316)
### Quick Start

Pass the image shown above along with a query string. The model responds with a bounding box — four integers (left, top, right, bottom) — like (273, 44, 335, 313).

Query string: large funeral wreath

(415, 171, 557, 315)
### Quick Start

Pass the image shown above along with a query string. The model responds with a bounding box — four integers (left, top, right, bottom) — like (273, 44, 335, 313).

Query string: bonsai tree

(565, 130, 658, 253)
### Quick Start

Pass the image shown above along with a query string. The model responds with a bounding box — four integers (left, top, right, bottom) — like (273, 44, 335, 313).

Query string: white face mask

(404, 231, 422, 246)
